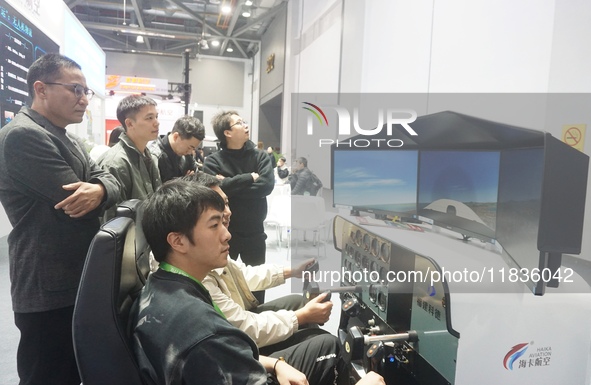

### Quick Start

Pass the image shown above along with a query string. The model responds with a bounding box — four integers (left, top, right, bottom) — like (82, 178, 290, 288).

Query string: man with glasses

(204, 111, 274, 302)
(98, 94, 162, 220)
(43, 81, 95, 100)
(148, 115, 205, 182)
(0, 53, 120, 385)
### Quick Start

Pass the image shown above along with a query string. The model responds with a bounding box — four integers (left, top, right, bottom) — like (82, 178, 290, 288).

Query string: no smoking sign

(562, 124, 586, 151)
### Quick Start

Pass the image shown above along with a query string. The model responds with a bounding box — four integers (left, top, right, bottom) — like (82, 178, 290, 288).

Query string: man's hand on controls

(295, 292, 332, 325)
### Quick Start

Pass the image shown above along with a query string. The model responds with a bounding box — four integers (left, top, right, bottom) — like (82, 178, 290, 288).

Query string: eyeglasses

(230, 119, 248, 128)
(44, 82, 95, 100)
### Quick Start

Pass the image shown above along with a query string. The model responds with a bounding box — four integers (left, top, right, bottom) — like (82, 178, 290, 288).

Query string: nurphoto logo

(302, 102, 418, 148)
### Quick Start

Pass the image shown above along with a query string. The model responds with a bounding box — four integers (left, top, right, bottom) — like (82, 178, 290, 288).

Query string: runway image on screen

(333, 150, 418, 215)
(418, 150, 500, 241)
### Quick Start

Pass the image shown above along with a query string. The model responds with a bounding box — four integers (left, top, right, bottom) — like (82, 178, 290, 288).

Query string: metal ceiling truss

(67, 0, 285, 58)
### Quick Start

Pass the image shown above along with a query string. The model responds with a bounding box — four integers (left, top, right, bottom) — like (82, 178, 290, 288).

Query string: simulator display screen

(1, 1, 59, 128)
(333, 150, 418, 215)
(417, 150, 500, 241)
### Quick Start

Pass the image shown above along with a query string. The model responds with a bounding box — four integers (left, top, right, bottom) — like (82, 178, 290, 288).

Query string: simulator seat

(116, 199, 151, 281)
(73, 199, 150, 385)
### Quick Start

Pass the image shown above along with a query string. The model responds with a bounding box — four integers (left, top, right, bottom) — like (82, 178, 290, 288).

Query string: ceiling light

(121, 29, 176, 39)
(222, 5, 231, 13)
(244, 0, 253, 5)
(199, 39, 209, 50)
(226, 47, 234, 52)
(211, 40, 220, 47)
(242, 11, 251, 17)
(136, 35, 144, 44)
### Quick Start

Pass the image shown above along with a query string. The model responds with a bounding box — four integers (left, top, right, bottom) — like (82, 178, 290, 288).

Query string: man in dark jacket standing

(289, 157, 321, 195)
(204, 111, 274, 302)
(98, 95, 162, 220)
(0, 53, 119, 385)
(148, 115, 205, 182)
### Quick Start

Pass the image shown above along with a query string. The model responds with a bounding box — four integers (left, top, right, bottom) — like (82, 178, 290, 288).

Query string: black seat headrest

(116, 199, 150, 283)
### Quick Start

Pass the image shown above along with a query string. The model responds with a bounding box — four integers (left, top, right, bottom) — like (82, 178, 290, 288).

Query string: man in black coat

(204, 111, 274, 302)
(149, 115, 205, 182)
(0, 53, 119, 385)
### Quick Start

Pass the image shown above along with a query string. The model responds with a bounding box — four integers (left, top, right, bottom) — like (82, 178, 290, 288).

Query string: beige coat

(202, 258, 299, 347)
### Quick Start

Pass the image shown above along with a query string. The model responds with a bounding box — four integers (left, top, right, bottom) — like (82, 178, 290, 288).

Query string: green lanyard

(159, 262, 226, 319)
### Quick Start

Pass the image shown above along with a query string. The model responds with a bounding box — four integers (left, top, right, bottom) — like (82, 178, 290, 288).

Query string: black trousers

(229, 232, 267, 302)
(14, 306, 80, 385)
(268, 333, 349, 385)
(255, 294, 330, 356)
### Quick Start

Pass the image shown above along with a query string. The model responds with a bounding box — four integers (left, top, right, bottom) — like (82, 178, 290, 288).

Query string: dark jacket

(98, 132, 162, 220)
(0, 106, 119, 312)
(148, 135, 196, 182)
(289, 167, 315, 195)
(203, 141, 274, 236)
(131, 269, 269, 385)
(268, 152, 277, 169)
(277, 167, 289, 180)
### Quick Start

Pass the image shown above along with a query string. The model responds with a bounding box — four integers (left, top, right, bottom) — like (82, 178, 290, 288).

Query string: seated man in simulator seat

(130, 179, 384, 385)
(190, 173, 332, 354)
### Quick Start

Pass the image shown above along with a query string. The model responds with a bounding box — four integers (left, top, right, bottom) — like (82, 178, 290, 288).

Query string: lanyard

(159, 262, 226, 319)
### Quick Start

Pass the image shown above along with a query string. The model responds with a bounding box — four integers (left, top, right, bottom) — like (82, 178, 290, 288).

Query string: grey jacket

(0, 107, 120, 312)
(98, 132, 162, 220)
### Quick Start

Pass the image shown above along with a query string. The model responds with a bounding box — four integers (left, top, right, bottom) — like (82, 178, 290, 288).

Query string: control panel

(334, 216, 459, 384)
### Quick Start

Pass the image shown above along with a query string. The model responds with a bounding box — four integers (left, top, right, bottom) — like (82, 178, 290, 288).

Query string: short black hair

(116, 95, 157, 130)
(211, 110, 238, 147)
(182, 172, 220, 188)
(141, 180, 225, 262)
(27, 53, 81, 101)
(172, 116, 205, 141)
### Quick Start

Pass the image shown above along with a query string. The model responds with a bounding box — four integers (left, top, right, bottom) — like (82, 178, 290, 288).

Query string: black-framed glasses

(230, 119, 248, 128)
(45, 82, 95, 100)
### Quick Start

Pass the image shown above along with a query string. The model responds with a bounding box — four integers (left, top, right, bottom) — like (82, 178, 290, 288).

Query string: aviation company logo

(503, 341, 553, 371)
(503, 342, 529, 370)
(301, 102, 418, 148)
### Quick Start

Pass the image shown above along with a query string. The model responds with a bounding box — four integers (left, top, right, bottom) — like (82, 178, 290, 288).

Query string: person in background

(289, 157, 322, 196)
(203, 111, 274, 303)
(89, 144, 110, 161)
(191, 173, 332, 354)
(273, 147, 281, 163)
(276, 156, 289, 183)
(148, 115, 205, 182)
(98, 95, 162, 220)
(108, 125, 124, 147)
(267, 146, 277, 168)
(195, 147, 205, 170)
(130, 178, 385, 385)
(0, 53, 119, 385)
